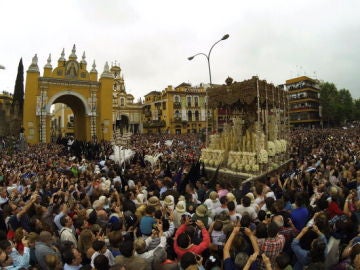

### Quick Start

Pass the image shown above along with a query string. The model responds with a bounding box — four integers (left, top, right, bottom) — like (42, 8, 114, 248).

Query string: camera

(240, 227, 246, 232)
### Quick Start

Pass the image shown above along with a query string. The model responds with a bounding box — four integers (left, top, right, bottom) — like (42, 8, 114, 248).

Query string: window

(120, 98, 125, 106)
(175, 110, 181, 119)
(194, 96, 199, 107)
(174, 95, 180, 103)
(195, 110, 199, 121)
(188, 111, 192, 121)
(187, 96, 192, 107)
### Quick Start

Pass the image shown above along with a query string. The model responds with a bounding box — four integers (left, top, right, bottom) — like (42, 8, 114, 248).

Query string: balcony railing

(173, 102, 181, 109)
(173, 117, 182, 122)
(143, 120, 166, 128)
(289, 95, 319, 101)
(290, 106, 319, 112)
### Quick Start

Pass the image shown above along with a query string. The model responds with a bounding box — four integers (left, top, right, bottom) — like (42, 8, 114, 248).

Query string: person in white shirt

(134, 224, 167, 263)
(204, 191, 221, 219)
(91, 240, 115, 268)
(236, 196, 257, 221)
(63, 248, 83, 270)
(59, 215, 77, 248)
(213, 196, 229, 217)
(227, 201, 241, 224)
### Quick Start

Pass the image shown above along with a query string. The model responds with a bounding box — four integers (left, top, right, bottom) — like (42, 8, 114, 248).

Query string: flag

(208, 164, 221, 190)
(165, 140, 173, 147)
(173, 165, 184, 188)
(200, 161, 207, 178)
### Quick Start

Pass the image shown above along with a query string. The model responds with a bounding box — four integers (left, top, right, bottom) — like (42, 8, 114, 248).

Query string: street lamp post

(188, 34, 229, 147)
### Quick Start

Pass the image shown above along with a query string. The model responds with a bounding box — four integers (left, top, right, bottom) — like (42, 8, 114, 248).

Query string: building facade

(51, 103, 74, 140)
(0, 92, 13, 136)
(143, 83, 209, 134)
(49, 63, 143, 139)
(286, 76, 321, 128)
(111, 65, 143, 135)
(24, 45, 117, 143)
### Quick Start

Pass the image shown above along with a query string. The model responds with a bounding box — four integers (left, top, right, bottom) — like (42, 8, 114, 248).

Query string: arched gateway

(23, 45, 114, 143)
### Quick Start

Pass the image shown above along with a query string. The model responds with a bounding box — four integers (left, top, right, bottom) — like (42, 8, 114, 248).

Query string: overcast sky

(0, 0, 359, 99)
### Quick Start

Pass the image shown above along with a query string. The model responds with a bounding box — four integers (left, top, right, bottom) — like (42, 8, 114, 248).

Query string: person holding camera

(180, 252, 204, 270)
(291, 224, 327, 270)
(173, 217, 210, 259)
(257, 222, 285, 269)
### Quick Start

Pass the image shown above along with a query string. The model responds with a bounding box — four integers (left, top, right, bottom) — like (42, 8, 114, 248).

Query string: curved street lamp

(188, 34, 229, 146)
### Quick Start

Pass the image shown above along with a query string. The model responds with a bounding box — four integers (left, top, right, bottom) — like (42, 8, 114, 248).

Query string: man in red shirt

(173, 218, 210, 259)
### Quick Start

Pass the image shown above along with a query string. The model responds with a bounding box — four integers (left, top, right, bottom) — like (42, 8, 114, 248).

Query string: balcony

(144, 110, 152, 117)
(143, 120, 166, 128)
(173, 102, 181, 109)
(289, 97, 319, 103)
(173, 117, 182, 122)
(289, 106, 319, 113)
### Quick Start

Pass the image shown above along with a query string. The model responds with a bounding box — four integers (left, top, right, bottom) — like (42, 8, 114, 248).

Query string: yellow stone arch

(23, 46, 114, 144)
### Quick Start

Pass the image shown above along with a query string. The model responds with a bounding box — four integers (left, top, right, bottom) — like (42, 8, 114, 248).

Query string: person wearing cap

(173, 201, 187, 228)
(163, 195, 175, 211)
(148, 196, 161, 209)
(192, 204, 212, 228)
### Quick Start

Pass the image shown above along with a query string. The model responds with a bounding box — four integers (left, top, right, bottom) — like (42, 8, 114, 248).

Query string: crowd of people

(0, 128, 360, 270)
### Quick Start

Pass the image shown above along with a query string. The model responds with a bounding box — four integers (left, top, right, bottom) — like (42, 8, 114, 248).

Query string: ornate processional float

(200, 76, 290, 183)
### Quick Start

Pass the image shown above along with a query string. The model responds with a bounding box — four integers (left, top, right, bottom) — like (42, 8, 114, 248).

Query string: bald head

(273, 215, 284, 228)
(38, 231, 53, 244)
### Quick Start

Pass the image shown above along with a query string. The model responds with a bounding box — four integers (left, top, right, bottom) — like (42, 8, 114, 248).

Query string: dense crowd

(0, 128, 360, 270)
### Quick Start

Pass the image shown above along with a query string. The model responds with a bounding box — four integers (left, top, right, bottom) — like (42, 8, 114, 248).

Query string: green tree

(337, 89, 353, 123)
(353, 99, 360, 121)
(12, 58, 24, 115)
(320, 82, 338, 126)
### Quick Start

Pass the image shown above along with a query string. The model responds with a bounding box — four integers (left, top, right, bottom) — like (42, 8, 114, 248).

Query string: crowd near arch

(1, 127, 360, 270)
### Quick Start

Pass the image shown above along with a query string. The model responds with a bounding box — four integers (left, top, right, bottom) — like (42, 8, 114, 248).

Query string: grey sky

(0, 0, 359, 99)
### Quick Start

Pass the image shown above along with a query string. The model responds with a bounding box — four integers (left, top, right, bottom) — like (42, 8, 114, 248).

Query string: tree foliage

(12, 58, 24, 113)
(320, 82, 359, 126)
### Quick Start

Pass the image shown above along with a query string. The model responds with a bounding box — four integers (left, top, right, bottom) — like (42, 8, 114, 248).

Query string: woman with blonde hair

(78, 229, 95, 265)
(45, 253, 63, 270)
